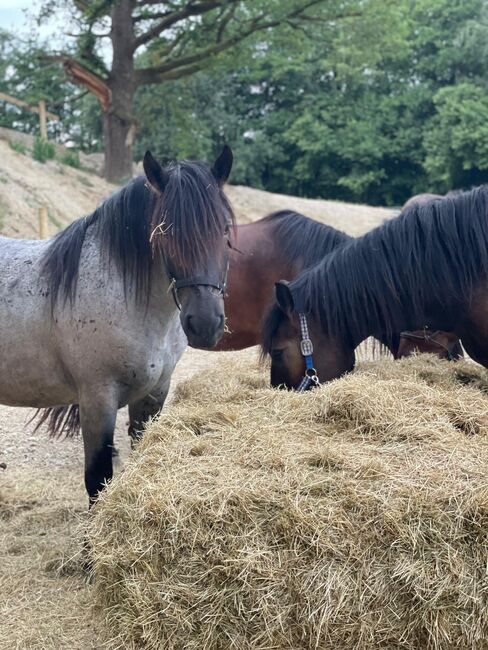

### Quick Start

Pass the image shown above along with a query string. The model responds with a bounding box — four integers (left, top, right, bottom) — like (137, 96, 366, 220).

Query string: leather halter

(399, 329, 457, 360)
(168, 260, 229, 311)
(296, 312, 320, 392)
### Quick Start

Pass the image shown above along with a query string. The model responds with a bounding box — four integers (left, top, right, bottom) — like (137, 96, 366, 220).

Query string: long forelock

(151, 160, 235, 274)
(261, 302, 286, 359)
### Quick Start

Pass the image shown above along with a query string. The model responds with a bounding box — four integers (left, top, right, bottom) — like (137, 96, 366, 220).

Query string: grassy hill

(0, 137, 395, 240)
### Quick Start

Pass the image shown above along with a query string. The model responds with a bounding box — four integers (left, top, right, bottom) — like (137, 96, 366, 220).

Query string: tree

(39, 0, 362, 182)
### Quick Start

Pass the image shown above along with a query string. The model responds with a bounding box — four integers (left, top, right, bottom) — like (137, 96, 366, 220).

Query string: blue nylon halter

(296, 312, 320, 392)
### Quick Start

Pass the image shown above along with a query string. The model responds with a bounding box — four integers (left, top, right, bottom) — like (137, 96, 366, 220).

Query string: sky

(0, 1, 32, 32)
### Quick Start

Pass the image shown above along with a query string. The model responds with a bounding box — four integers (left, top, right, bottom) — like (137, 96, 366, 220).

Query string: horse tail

(30, 405, 81, 438)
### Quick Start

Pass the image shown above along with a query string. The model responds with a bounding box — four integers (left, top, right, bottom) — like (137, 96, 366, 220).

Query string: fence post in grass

(39, 205, 48, 239)
(38, 100, 48, 140)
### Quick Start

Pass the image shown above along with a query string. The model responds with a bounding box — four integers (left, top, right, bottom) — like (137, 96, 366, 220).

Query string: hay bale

(89, 355, 488, 650)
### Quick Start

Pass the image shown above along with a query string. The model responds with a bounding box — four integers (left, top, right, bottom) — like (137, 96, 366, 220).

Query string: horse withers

(1, 147, 234, 505)
(262, 188, 488, 389)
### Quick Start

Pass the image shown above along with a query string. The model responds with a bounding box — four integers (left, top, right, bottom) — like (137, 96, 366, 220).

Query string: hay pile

(89, 355, 488, 650)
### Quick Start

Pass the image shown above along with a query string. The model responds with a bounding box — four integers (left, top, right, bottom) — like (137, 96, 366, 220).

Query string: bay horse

(2, 147, 234, 505)
(215, 209, 460, 360)
(262, 187, 488, 389)
(214, 210, 351, 350)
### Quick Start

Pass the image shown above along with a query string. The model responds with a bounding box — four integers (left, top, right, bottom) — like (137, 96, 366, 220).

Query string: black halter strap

(167, 260, 229, 311)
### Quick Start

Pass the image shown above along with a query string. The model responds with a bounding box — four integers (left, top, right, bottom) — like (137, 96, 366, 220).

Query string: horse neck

(235, 221, 298, 279)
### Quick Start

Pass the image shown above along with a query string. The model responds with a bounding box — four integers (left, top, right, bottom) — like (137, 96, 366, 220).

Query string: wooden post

(39, 206, 48, 239)
(38, 100, 48, 140)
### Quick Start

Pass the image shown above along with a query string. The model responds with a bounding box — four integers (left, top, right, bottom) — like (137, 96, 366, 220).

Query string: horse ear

(143, 151, 169, 194)
(275, 280, 294, 316)
(211, 145, 233, 186)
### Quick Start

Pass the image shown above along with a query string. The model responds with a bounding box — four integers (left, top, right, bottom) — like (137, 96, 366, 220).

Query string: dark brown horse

(214, 210, 351, 350)
(262, 188, 488, 389)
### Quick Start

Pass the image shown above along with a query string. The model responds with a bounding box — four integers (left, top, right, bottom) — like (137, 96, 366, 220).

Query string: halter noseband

(168, 261, 229, 311)
(296, 312, 320, 392)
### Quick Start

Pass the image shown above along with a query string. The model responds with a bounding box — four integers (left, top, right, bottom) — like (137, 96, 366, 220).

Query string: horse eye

(271, 349, 284, 359)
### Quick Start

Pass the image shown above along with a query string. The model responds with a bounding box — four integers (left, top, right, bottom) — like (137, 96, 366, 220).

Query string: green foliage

(9, 140, 27, 155)
(7, 1, 488, 203)
(424, 84, 488, 190)
(59, 149, 81, 168)
(32, 137, 55, 163)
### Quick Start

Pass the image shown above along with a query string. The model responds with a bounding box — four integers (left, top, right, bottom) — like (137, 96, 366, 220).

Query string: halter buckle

(300, 337, 314, 356)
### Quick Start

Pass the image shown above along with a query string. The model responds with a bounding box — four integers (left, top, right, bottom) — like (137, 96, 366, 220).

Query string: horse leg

(79, 391, 118, 506)
(128, 379, 171, 446)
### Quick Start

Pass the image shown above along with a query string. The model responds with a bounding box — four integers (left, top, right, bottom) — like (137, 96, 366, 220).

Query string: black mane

(42, 160, 234, 307)
(262, 210, 352, 270)
(264, 187, 488, 352)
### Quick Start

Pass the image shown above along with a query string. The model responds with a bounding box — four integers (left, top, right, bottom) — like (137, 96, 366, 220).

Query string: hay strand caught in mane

(41, 160, 234, 309)
(150, 161, 235, 275)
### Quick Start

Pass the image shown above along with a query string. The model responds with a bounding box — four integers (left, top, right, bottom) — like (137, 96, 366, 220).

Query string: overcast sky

(0, 1, 31, 31)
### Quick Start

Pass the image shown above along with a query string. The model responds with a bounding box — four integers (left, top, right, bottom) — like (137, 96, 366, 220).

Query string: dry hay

(89, 355, 488, 650)
(0, 468, 101, 650)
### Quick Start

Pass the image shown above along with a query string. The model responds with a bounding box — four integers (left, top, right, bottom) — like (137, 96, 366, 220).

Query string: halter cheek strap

(296, 312, 320, 392)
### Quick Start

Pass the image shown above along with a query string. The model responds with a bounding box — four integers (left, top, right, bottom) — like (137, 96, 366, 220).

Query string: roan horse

(262, 188, 488, 389)
(215, 209, 460, 360)
(1, 147, 234, 505)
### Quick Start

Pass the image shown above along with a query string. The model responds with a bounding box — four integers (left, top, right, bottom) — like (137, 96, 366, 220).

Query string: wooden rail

(0, 92, 59, 122)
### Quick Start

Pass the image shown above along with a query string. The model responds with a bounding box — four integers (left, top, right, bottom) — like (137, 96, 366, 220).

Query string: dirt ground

(0, 135, 396, 649)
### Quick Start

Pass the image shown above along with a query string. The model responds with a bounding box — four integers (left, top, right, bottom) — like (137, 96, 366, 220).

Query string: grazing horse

(214, 209, 460, 360)
(214, 210, 352, 350)
(262, 187, 488, 389)
(2, 147, 234, 504)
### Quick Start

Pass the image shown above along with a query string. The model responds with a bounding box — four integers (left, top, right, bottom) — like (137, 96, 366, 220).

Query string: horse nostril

(185, 315, 197, 335)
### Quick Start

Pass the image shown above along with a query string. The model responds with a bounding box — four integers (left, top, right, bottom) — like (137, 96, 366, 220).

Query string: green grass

(59, 150, 81, 169)
(9, 140, 27, 155)
(32, 137, 55, 163)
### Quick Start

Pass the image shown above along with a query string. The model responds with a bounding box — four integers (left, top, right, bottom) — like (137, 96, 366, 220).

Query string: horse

(261, 187, 488, 389)
(215, 209, 460, 360)
(1, 146, 234, 505)
(214, 210, 352, 350)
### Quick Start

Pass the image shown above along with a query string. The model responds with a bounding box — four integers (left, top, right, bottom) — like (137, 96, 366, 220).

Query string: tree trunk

(103, 87, 135, 183)
(104, 0, 136, 183)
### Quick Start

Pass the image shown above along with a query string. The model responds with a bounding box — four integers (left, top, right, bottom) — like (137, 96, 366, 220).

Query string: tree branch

(41, 55, 111, 111)
(135, 0, 330, 85)
(133, 1, 230, 50)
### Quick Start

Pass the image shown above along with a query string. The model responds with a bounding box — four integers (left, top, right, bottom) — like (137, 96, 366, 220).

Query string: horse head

(144, 147, 234, 349)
